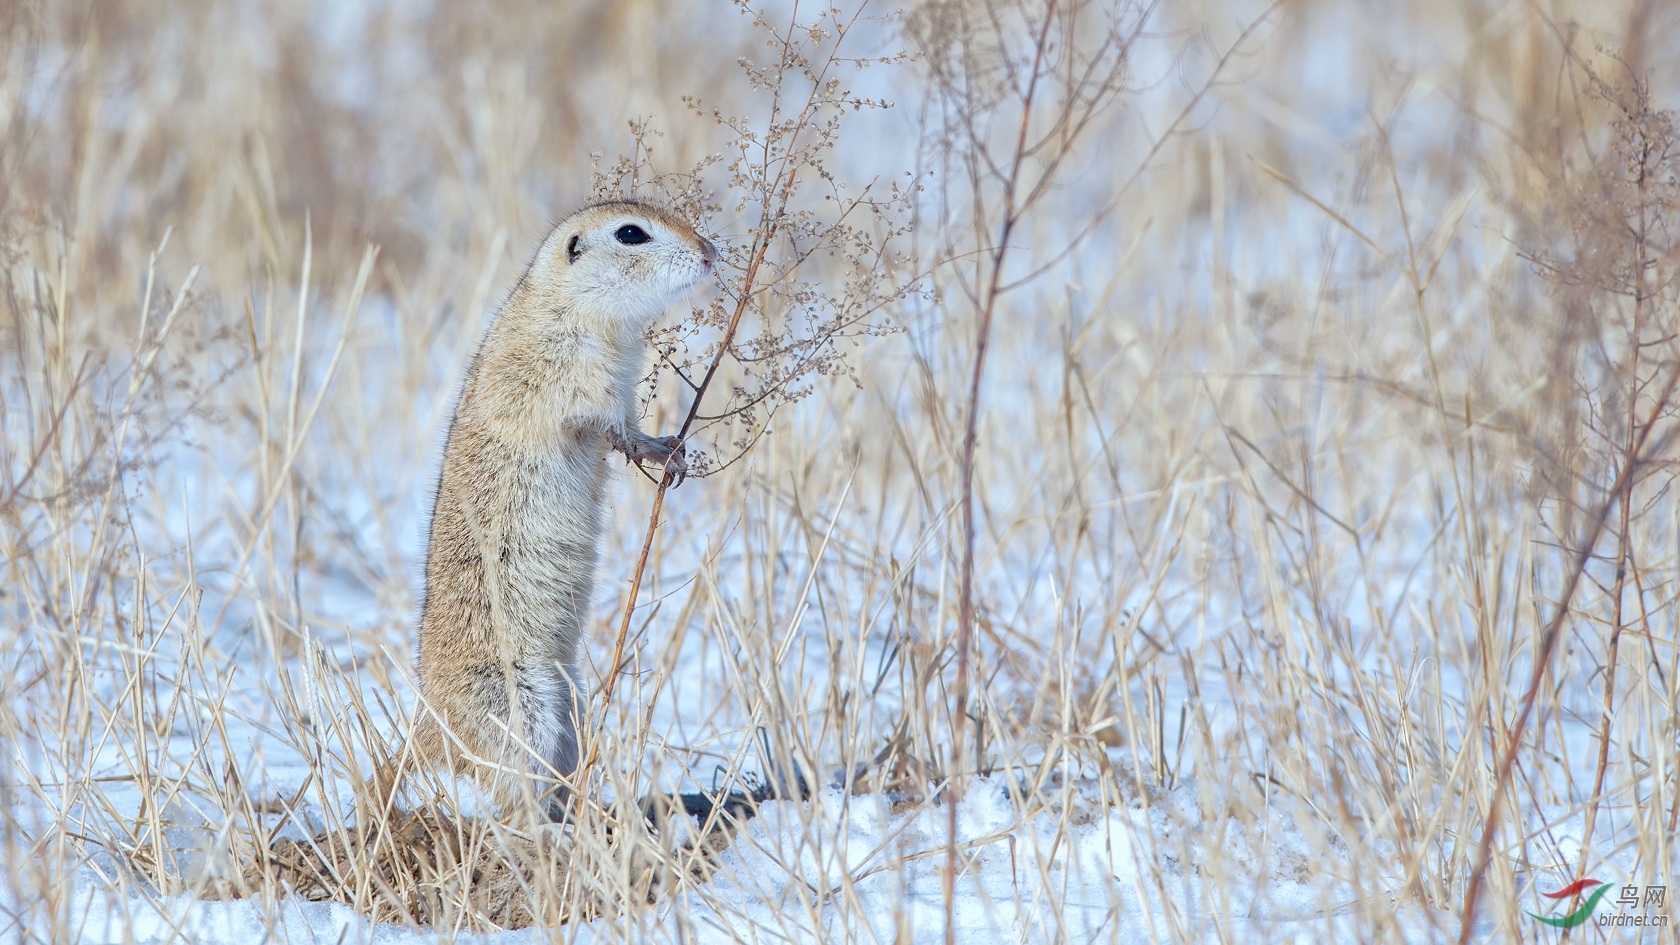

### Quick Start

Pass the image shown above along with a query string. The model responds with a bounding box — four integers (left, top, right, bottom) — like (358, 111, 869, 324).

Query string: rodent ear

(565, 233, 582, 264)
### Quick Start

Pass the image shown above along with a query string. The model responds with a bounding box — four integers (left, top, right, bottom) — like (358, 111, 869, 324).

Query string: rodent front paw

(651, 436, 688, 487)
(609, 428, 690, 486)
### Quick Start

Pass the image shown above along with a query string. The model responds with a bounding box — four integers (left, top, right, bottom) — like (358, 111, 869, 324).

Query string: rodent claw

(660, 438, 688, 488)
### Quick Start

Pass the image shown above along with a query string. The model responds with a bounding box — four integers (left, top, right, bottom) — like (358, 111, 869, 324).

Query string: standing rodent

(385, 200, 715, 821)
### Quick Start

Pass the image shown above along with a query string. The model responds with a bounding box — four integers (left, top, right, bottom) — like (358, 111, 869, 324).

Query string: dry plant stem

(1574, 426, 1639, 888)
(594, 165, 787, 730)
(593, 1, 877, 745)
(945, 4, 1056, 938)
(1577, 500, 1630, 874)
(1457, 365, 1680, 943)
(925, 3, 1285, 931)
(1576, 116, 1655, 882)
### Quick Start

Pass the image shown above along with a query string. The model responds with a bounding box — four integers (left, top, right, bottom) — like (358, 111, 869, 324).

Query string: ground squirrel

(388, 200, 715, 820)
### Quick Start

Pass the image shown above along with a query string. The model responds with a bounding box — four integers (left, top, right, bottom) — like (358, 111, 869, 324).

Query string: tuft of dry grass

(4, 1, 1680, 943)
(245, 804, 747, 929)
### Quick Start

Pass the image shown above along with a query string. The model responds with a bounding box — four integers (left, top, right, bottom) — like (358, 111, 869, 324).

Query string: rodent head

(543, 200, 717, 324)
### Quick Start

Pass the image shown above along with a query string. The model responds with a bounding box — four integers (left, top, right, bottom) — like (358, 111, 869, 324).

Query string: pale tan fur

(380, 200, 715, 820)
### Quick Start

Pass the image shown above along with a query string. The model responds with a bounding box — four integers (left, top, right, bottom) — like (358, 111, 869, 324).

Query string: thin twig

(1458, 366, 1680, 942)
(945, 3, 1057, 937)
(591, 3, 870, 730)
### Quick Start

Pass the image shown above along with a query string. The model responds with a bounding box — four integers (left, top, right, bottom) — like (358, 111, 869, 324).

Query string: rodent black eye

(614, 224, 651, 245)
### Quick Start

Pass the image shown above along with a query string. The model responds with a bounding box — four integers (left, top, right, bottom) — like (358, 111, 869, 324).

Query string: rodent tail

(646, 762, 811, 825)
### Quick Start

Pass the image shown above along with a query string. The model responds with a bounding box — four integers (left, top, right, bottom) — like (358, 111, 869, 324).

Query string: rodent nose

(699, 238, 717, 263)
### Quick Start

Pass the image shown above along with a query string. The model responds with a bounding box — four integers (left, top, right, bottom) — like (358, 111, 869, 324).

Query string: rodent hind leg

(517, 667, 582, 822)
(407, 668, 535, 814)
